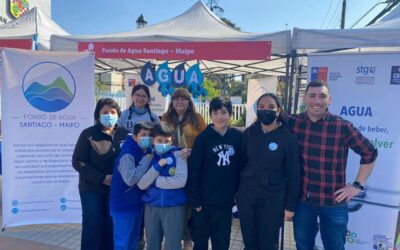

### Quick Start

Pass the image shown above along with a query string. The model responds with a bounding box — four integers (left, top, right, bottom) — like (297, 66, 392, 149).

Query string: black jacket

(186, 125, 242, 209)
(239, 122, 301, 211)
(72, 124, 129, 194)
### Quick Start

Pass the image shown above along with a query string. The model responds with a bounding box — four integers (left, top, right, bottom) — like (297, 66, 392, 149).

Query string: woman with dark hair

(72, 98, 129, 250)
(118, 84, 160, 133)
(237, 93, 301, 250)
(161, 88, 206, 249)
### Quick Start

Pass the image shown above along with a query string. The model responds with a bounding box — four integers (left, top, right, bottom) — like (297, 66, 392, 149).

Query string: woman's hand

(284, 210, 294, 221)
(180, 148, 191, 160)
(103, 174, 112, 186)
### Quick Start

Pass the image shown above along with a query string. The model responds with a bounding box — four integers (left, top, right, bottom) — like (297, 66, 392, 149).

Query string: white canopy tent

(286, 4, 400, 112)
(292, 4, 400, 51)
(0, 7, 69, 50)
(51, 1, 292, 77)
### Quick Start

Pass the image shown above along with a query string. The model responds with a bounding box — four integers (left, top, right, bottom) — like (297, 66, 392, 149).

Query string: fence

(95, 91, 247, 125)
(195, 103, 246, 125)
(96, 90, 128, 110)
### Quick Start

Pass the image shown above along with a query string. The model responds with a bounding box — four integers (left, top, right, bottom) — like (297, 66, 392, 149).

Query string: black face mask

(257, 110, 277, 125)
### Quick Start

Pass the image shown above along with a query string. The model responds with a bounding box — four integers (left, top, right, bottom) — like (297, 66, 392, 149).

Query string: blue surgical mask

(155, 143, 171, 155)
(138, 136, 152, 149)
(100, 114, 118, 128)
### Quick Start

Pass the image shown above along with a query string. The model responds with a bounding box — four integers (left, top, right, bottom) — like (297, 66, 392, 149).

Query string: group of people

(72, 80, 377, 250)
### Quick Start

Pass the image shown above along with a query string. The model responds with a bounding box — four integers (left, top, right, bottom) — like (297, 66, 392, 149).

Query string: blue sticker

(140, 61, 156, 86)
(60, 205, 67, 211)
(166, 157, 173, 165)
(60, 197, 67, 203)
(268, 142, 278, 151)
(12, 208, 19, 214)
(11, 200, 18, 206)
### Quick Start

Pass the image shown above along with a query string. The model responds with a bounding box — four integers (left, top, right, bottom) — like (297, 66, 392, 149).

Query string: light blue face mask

(155, 143, 172, 155)
(138, 136, 152, 149)
(100, 114, 118, 128)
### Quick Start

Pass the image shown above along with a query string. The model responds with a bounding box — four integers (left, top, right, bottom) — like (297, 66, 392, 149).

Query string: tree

(220, 17, 241, 31)
(202, 78, 221, 102)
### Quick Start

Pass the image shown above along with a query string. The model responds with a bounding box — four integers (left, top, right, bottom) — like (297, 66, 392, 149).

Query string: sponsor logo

(22, 62, 76, 112)
(390, 66, 400, 85)
(356, 66, 377, 76)
(355, 66, 376, 85)
(311, 67, 328, 82)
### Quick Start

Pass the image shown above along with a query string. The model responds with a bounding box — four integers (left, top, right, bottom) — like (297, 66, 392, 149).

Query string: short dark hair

(151, 123, 173, 138)
(305, 80, 329, 94)
(209, 97, 232, 115)
(94, 98, 121, 122)
(133, 121, 153, 136)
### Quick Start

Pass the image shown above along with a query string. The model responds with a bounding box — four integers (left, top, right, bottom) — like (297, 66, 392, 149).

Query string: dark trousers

(80, 191, 114, 250)
(191, 207, 232, 250)
(293, 202, 348, 250)
(237, 193, 284, 250)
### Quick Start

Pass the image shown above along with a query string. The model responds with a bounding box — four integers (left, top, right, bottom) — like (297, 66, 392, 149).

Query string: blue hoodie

(138, 147, 187, 207)
(110, 135, 149, 216)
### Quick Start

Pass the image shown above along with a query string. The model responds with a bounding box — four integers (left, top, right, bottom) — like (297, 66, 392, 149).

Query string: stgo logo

(390, 66, 400, 85)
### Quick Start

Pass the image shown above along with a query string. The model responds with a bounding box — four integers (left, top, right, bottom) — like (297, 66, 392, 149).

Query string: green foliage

(221, 17, 241, 31)
(229, 80, 247, 103)
(229, 110, 246, 127)
(202, 78, 221, 101)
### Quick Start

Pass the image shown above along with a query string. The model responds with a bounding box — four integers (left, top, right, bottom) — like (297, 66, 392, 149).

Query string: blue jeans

(80, 191, 113, 250)
(112, 211, 143, 250)
(293, 202, 348, 250)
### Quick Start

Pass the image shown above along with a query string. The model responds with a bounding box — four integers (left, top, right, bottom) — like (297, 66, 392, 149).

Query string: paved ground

(0, 176, 297, 250)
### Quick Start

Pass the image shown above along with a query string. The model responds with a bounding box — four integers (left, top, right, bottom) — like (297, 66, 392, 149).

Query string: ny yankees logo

(216, 146, 235, 166)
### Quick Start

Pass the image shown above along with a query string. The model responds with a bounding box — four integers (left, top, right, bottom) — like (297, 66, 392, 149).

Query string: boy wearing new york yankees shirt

(186, 97, 242, 250)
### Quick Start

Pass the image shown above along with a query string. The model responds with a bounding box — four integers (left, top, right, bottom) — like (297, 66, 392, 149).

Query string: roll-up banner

(1, 48, 94, 227)
(308, 52, 400, 250)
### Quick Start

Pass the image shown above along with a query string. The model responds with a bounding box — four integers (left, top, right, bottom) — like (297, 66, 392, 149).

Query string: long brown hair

(162, 88, 202, 130)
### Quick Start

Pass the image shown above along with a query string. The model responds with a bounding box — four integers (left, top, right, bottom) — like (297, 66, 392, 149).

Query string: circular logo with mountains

(22, 62, 76, 112)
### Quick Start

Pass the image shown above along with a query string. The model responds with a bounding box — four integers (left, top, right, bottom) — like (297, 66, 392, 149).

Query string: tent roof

(0, 7, 69, 50)
(50, 1, 290, 76)
(51, 1, 290, 55)
(292, 4, 400, 51)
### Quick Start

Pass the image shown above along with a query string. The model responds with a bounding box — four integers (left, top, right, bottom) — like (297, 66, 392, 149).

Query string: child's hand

(180, 148, 191, 160)
(158, 159, 167, 167)
(103, 175, 112, 186)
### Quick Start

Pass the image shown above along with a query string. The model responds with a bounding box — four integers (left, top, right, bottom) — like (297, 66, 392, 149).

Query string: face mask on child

(256, 110, 277, 125)
(155, 143, 171, 155)
(138, 136, 152, 149)
(100, 114, 118, 128)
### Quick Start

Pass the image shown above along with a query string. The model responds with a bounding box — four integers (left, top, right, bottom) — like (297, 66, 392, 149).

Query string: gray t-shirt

(117, 108, 160, 133)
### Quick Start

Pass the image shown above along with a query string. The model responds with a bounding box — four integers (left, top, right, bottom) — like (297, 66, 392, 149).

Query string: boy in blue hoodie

(137, 123, 188, 250)
(110, 122, 154, 250)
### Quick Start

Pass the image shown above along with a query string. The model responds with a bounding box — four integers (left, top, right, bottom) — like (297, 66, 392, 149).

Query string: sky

(52, 0, 389, 35)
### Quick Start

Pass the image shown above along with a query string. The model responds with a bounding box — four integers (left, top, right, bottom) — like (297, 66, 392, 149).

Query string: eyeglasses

(133, 94, 149, 99)
(173, 97, 188, 101)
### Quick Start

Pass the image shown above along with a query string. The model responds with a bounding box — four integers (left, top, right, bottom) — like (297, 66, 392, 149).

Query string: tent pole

(293, 76, 301, 114)
(283, 53, 291, 112)
(287, 50, 297, 114)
